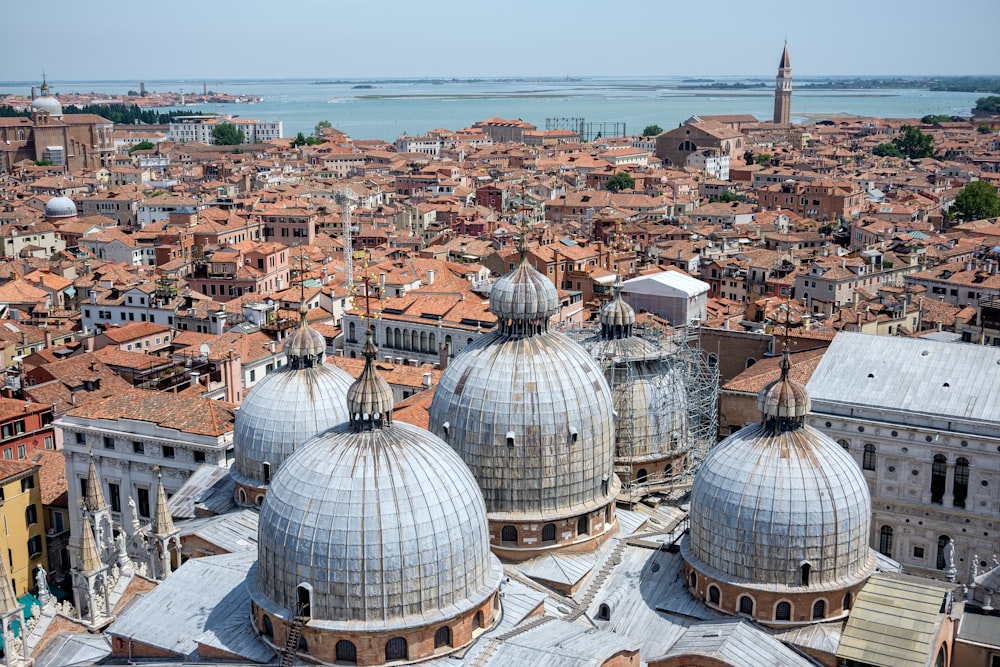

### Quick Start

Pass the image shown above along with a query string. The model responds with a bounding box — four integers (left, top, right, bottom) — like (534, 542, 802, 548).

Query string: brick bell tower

(773, 41, 792, 125)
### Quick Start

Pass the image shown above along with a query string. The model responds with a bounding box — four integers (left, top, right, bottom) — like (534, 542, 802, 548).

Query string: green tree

(873, 142, 904, 158)
(314, 119, 333, 138)
(128, 140, 155, 154)
(292, 132, 321, 147)
(974, 96, 1000, 114)
(211, 123, 245, 145)
(642, 124, 663, 136)
(977, 123, 994, 134)
(606, 172, 635, 192)
(920, 114, 953, 124)
(951, 180, 1000, 222)
(891, 125, 935, 159)
(755, 153, 772, 166)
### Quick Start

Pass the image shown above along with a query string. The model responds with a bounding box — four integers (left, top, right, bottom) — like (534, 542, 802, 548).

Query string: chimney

(89, 289, 97, 305)
(221, 350, 242, 404)
(426, 269, 435, 285)
(422, 372, 432, 387)
(439, 340, 451, 371)
(44, 330, 53, 349)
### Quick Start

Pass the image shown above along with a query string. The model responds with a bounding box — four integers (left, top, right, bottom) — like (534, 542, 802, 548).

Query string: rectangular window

(76, 432, 86, 445)
(27, 535, 42, 559)
(137, 487, 150, 519)
(104, 436, 115, 449)
(21, 476, 35, 492)
(913, 546, 925, 558)
(132, 441, 144, 454)
(25, 504, 37, 526)
(43, 436, 53, 449)
(2, 450, 10, 460)
(16, 445, 25, 460)
(108, 482, 121, 513)
(193, 451, 206, 464)
(162, 446, 174, 459)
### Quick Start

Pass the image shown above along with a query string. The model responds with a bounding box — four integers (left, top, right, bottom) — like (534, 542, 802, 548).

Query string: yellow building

(0, 460, 48, 597)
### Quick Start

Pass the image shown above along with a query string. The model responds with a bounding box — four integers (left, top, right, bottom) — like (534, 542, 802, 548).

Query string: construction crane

(332, 188, 360, 292)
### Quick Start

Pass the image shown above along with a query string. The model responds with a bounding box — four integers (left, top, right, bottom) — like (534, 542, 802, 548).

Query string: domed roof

(253, 333, 500, 629)
(686, 355, 874, 590)
(31, 81, 62, 117)
(430, 235, 619, 519)
(600, 289, 636, 334)
(345, 329, 394, 430)
(488, 237, 559, 333)
(231, 319, 353, 491)
(44, 196, 77, 219)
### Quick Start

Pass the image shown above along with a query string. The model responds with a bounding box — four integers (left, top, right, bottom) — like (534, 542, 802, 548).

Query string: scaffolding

(544, 117, 628, 142)
(562, 320, 719, 504)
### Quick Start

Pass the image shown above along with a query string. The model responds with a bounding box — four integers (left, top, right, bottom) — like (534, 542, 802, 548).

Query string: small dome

(489, 240, 559, 333)
(346, 329, 395, 430)
(44, 196, 77, 219)
(600, 289, 636, 336)
(283, 313, 327, 365)
(756, 351, 810, 429)
(231, 331, 353, 493)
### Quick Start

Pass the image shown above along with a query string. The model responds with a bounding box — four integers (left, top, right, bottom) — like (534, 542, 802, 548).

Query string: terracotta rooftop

(64, 388, 236, 437)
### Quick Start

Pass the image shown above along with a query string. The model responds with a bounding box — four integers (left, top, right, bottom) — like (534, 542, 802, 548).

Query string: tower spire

(773, 41, 792, 125)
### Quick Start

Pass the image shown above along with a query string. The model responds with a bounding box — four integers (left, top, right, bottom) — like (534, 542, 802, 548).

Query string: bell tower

(773, 41, 792, 125)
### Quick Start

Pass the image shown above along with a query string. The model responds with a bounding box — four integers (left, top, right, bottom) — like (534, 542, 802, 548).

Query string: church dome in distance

(31, 80, 62, 118)
(44, 196, 77, 219)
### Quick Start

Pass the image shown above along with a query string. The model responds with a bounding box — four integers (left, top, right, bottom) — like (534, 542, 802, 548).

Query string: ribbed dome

(283, 315, 327, 365)
(489, 242, 559, 335)
(429, 326, 618, 518)
(231, 336, 353, 491)
(600, 290, 636, 335)
(347, 329, 395, 431)
(44, 196, 77, 219)
(757, 351, 810, 426)
(253, 408, 501, 630)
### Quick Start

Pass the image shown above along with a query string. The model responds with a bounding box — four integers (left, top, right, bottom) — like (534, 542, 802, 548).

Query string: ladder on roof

(279, 614, 308, 667)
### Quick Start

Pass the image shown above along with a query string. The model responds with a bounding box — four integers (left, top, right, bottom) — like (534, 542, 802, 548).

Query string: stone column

(944, 464, 955, 508)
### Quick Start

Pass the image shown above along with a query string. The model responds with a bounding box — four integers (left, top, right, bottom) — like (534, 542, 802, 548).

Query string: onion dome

(31, 79, 63, 117)
(600, 288, 636, 337)
(345, 328, 394, 430)
(253, 329, 500, 638)
(488, 236, 559, 335)
(429, 234, 619, 541)
(44, 196, 77, 219)
(685, 350, 874, 598)
(231, 314, 353, 501)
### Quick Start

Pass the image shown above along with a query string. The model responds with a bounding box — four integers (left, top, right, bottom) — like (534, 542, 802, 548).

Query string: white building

(621, 270, 710, 326)
(807, 332, 1000, 579)
(136, 196, 201, 228)
(685, 150, 730, 181)
(169, 116, 283, 145)
(55, 388, 236, 567)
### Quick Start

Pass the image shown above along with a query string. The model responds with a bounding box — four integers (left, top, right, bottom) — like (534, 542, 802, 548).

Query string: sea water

(0, 76, 984, 142)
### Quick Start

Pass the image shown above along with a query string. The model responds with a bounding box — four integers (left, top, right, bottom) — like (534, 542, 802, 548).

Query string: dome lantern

(756, 349, 811, 433)
(346, 327, 394, 431)
(488, 232, 559, 337)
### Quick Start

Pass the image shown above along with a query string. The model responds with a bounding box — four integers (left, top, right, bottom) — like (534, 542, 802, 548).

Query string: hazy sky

(6, 0, 998, 81)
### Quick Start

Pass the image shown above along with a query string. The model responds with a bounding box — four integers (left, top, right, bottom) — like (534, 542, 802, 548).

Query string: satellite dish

(199, 343, 210, 358)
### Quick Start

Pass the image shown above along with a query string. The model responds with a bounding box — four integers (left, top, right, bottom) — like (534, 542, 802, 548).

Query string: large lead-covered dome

(429, 239, 619, 554)
(251, 330, 500, 660)
(685, 353, 874, 593)
(31, 79, 63, 118)
(231, 315, 353, 502)
(44, 196, 77, 219)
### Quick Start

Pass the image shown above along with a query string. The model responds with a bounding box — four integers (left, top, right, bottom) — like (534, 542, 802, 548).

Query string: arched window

(863, 444, 876, 471)
(238, 488, 247, 504)
(678, 140, 697, 152)
(879, 525, 893, 557)
(597, 603, 610, 620)
(745, 357, 757, 368)
(707, 353, 718, 368)
(385, 636, 408, 661)
(434, 626, 451, 649)
(665, 463, 673, 477)
(689, 571, 697, 589)
(937, 535, 950, 570)
(348, 321, 356, 343)
(775, 601, 791, 621)
(262, 462, 271, 485)
(935, 645, 946, 667)
(474, 610, 484, 629)
(501, 525, 518, 543)
(335, 639, 357, 663)
(739, 595, 754, 616)
(931, 454, 947, 504)
(709, 585, 720, 605)
(800, 562, 811, 586)
(541, 523, 556, 544)
(812, 599, 826, 620)
(636, 468, 648, 484)
(262, 615, 273, 638)
(837, 439, 850, 451)
(296, 584, 312, 618)
(954, 457, 969, 508)
(577, 515, 589, 536)
(843, 591, 852, 610)
(25, 504, 37, 527)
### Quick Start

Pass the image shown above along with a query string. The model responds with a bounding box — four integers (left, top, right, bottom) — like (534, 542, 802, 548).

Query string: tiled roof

(65, 388, 236, 437)
(31, 450, 68, 507)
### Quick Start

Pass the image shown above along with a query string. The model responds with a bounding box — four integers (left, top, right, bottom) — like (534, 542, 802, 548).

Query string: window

(913, 546, 925, 559)
(25, 504, 37, 527)
(937, 535, 950, 570)
(2, 449, 9, 460)
(812, 599, 826, 619)
(16, 445, 24, 460)
(21, 476, 35, 492)
(104, 436, 115, 449)
(335, 640, 357, 663)
(953, 457, 969, 508)
(76, 432, 86, 445)
(775, 601, 791, 621)
(162, 446, 174, 459)
(739, 595, 754, 615)
(434, 626, 451, 649)
(930, 454, 947, 504)
(837, 439, 850, 450)
(108, 483, 121, 513)
(801, 562, 811, 586)
(137, 487, 150, 519)
(501, 525, 517, 543)
(879, 526, 893, 557)
(44, 436, 52, 450)
(577, 515, 589, 536)
(385, 636, 407, 661)
(863, 444, 876, 471)
(709, 585, 720, 605)
(194, 451, 206, 464)
(27, 535, 42, 559)
(541, 523, 556, 544)
(132, 441, 144, 455)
